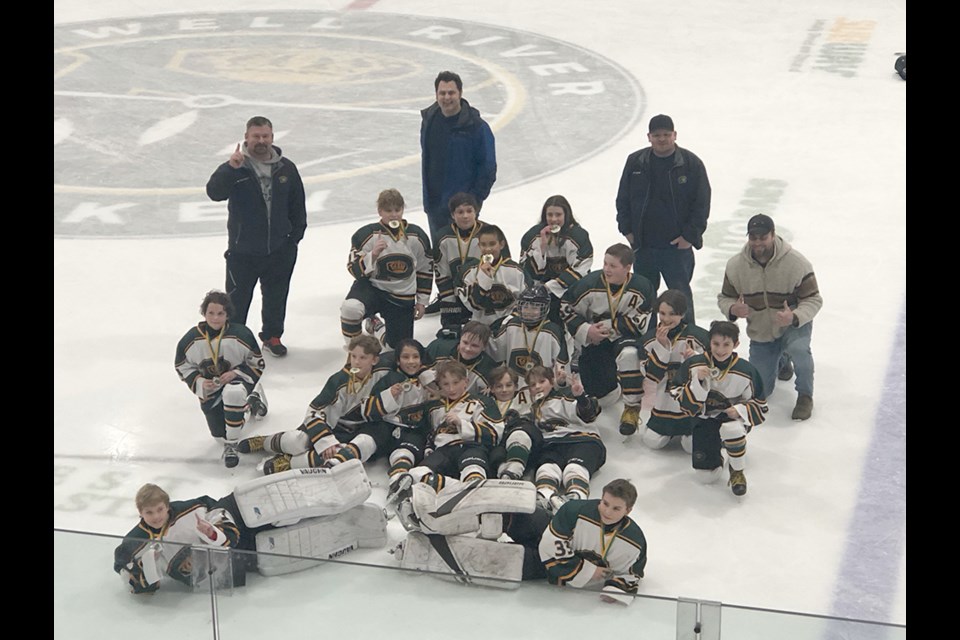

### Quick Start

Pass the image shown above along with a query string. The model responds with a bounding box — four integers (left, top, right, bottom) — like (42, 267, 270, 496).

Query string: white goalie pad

(399, 531, 524, 589)
(409, 479, 536, 537)
(255, 503, 388, 576)
(234, 459, 372, 527)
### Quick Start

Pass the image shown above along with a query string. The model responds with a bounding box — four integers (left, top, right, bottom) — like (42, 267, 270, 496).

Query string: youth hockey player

(670, 321, 767, 495)
(114, 483, 267, 593)
(433, 192, 484, 329)
(239, 335, 387, 474)
(539, 478, 648, 605)
(560, 244, 655, 435)
(423, 320, 499, 394)
(519, 194, 594, 322)
(520, 366, 604, 511)
(487, 285, 569, 378)
(339, 189, 432, 349)
(385, 360, 504, 501)
(640, 289, 709, 452)
(174, 290, 268, 468)
(458, 223, 527, 325)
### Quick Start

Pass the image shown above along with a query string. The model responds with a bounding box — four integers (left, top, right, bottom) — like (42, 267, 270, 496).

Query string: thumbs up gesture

(775, 299, 795, 327)
(730, 294, 751, 318)
(228, 143, 244, 168)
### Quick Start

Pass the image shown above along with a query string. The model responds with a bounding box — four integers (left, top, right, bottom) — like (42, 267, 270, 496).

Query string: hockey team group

(115, 70, 823, 605)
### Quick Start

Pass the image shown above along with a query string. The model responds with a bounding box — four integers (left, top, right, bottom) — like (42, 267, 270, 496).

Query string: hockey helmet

(518, 285, 550, 326)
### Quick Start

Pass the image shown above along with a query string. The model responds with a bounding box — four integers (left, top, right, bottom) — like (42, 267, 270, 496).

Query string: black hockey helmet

(517, 285, 550, 326)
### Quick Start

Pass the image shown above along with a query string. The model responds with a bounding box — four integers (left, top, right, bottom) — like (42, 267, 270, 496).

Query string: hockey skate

(247, 389, 268, 418)
(364, 314, 385, 336)
(262, 454, 292, 475)
(237, 435, 265, 454)
(728, 467, 747, 496)
(385, 473, 414, 510)
(619, 404, 641, 436)
(222, 442, 240, 469)
(547, 493, 570, 513)
(497, 461, 524, 481)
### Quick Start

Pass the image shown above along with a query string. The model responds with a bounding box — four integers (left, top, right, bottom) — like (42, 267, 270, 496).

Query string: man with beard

(717, 214, 822, 421)
(206, 116, 307, 357)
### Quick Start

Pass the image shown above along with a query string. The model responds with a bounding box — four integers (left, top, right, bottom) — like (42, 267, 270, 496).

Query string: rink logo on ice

(789, 18, 876, 77)
(54, 12, 645, 238)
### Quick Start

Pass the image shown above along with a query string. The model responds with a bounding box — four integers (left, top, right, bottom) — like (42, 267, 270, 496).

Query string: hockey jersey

(671, 353, 767, 428)
(561, 271, 655, 348)
(642, 322, 709, 431)
(113, 497, 241, 593)
(519, 223, 593, 299)
(347, 220, 433, 306)
(458, 256, 527, 324)
(539, 499, 647, 602)
(419, 391, 504, 450)
(422, 338, 499, 395)
(487, 316, 569, 376)
(528, 387, 601, 443)
(300, 366, 389, 452)
(433, 221, 484, 301)
(174, 322, 264, 402)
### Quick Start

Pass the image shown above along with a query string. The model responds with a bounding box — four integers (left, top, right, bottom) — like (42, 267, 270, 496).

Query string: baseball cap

(746, 214, 775, 235)
(648, 114, 674, 132)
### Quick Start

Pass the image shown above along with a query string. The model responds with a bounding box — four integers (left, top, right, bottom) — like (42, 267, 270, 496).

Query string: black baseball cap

(648, 114, 674, 132)
(746, 214, 775, 235)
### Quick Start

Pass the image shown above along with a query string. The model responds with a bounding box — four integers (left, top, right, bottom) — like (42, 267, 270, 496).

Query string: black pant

(225, 242, 298, 340)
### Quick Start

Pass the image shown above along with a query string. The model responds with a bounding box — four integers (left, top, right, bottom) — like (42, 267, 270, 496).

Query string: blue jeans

(748, 322, 814, 400)
(633, 246, 696, 324)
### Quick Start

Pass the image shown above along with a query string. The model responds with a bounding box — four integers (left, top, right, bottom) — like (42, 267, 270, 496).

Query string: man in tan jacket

(717, 214, 822, 421)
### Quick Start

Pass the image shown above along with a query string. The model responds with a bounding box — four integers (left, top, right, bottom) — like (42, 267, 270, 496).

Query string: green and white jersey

(300, 367, 389, 451)
(175, 321, 264, 401)
(642, 322, 709, 430)
(347, 220, 433, 306)
(520, 222, 593, 299)
(458, 257, 527, 325)
(539, 499, 647, 599)
(560, 271, 655, 348)
(671, 353, 767, 428)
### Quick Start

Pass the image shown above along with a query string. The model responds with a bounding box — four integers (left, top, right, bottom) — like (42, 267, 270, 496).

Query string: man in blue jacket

(615, 114, 710, 324)
(206, 116, 307, 357)
(420, 71, 497, 246)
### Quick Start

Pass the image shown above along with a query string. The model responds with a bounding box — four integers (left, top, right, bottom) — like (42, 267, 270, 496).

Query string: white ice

(54, 0, 906, 636)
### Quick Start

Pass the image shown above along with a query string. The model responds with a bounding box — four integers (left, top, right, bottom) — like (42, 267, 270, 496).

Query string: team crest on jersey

(511, 351, 541, 373)
(545, 256, 567, 277)
(199, 357, 227, 378)
(377, 254, 414, 280)
(487, 286, 514, 305)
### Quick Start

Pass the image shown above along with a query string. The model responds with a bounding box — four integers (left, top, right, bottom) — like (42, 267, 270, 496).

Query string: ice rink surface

(54, 0, 906, 634)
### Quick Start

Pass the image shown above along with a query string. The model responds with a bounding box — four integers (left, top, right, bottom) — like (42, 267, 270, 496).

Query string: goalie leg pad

(409, 479, 536, 536)
(399, 531, 524, 589)
(234, 459, 372, 527)
(255, 503, 387, 576)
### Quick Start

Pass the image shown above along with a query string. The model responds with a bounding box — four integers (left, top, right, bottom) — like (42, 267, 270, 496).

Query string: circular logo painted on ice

(54, 12, 644, 238)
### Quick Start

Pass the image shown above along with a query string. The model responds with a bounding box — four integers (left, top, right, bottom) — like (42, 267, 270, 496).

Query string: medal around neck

(388, 220, 401, 229)
(482, 254, 494, 264)
(349, 367, 361, 375)
(549, 225, 562, 234)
